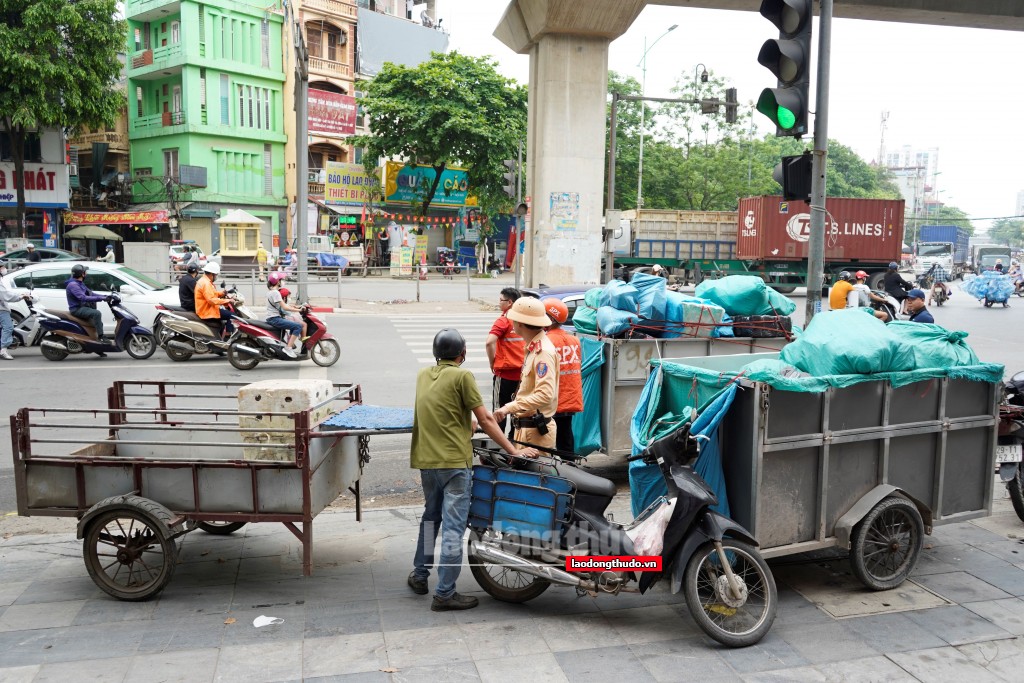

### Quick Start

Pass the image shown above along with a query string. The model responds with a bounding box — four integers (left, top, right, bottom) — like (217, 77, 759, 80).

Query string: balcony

(133, 111, 185, 133)
(309, 56, 353, 80)
(127, 44, 184, 79)
(305, 0, 357, 20)
(125, 0, 181, 22)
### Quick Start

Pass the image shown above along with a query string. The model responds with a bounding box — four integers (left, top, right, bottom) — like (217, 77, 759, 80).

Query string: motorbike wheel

(683, 538, 777, 648)
(985, 299, 994, 308)
(40, 336, 68, 361)
(466, 529, 550, 603)
(850, 496, 923, 590)
(1008, 464, 1024, 523)
(311, 338, 340, 367)
(453, 266, 462, 275)
(125, 333, 157, 360)
(227, 338, 260, 371)
(163, 340, 193, 362)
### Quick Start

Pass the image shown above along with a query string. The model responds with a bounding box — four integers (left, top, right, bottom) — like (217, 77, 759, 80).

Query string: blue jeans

(412, 468, 472, 599)
(266, 316, 302, 337)
(0, 310, 13, 349)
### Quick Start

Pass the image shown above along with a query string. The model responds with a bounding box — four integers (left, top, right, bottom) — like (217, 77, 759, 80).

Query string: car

(0, 247, 86, 270)
(520, 284, 594, 334)
(3, 262, 180, 330)
(169, 241, 207, 267)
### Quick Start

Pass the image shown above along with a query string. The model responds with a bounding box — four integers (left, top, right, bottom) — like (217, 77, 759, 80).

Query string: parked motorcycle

(37, 295, 156, 361)
(436, 248, 462, 278)
(468, 427, 777, 648)
(153, 288, 250, 361)
(998, 371, 1024, 523)
(227, 304, 340, 370)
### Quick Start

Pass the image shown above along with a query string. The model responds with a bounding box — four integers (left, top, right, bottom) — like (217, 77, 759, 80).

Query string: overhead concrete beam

(495, 0, 646, 54)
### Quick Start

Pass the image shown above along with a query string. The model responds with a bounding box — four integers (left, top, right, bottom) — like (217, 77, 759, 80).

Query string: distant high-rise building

(883, 145, 943, 241)
(1015, 190, 1024, 217)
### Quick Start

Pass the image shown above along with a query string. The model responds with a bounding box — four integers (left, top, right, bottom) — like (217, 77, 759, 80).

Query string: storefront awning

(312, 198, 362, 215)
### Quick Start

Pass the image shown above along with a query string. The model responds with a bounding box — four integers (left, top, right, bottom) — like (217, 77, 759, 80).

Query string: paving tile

(842, 611, 948, 653)
(378, 594, 458, 632)
(716, 631, 811, 674)
(304, 598, 382, 638)
(124, 647, 220, 683)
(383, 624, 472, 669)
(39, 621, 146, 665)
(606, 604, 700, 644)
(171, 558, 242, 587)
(0, 581, 31, 608)
(770, 587, 835, 627)
(740, 666, 825, 682)
(70, 596, 157, 626)
(214, 640, 303, 683)
(456, 617, 549, 660)
(902, 605, 1015, 646)
(923, 544, 1011, 572)
(916, 570, 1014, 604)
(302, 632, 389, 678)
(35, 557, 92, 580)
(970, 539, 1024, 565)
(554, 645, 657, 682)
(230, 578, 307, 611)
(32, 655, 132, 683)
(814, 656, 920, 682)
(520, 589, 602, 617)
(474, 652, 569, 683)
(304, 673, 391, 683)
(11, 576, 101, 605)
(136, 613, 228, 655)
(150, 584, 236, 620)
(0, 665, 40, 683)
(0, 600, 86, 632)
(927, 522, 1010, 547)
(957, 637, 1024, 682)
(388, 660, 480, 683)
(774, 621, 880, 665)
(220, 604, 307, 646)
(628, 638, 738, 682)
(963, 599, 1024, 636)
(776, 562, 948, 618)
(535, 611, 621, 653)
(965, 561, 1024, 596)
(888, 644, 1005, 682)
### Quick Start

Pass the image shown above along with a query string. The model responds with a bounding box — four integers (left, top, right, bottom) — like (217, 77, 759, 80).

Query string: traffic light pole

(804, 0, 833, 324)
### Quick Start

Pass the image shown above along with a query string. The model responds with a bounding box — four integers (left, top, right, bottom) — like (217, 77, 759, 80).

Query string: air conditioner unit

(69, 164, 79, 176)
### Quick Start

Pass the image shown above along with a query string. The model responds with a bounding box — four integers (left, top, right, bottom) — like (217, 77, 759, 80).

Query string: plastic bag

(764, 287, 797, 316)
(780, 308, 917, 376)
(625, 498, 675, 556)
(600, 279, 639, 310)
(629, 272, 667, 321)
(695, 275, 770, 316)
(596, 306, 639, 335)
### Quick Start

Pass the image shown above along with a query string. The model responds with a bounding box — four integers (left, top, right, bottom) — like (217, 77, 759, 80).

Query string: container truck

(972, 244, 1012, 273)
(915, 225, 970, 279)
(613, 197, 906, 291)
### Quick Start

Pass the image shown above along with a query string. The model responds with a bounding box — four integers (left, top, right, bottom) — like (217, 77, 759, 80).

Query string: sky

(436, 1, 1024, 233)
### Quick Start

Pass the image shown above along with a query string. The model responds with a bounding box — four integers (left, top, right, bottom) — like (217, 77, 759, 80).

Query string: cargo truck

(614, 197, 906, 291)
(915, 225, 970, 279)
(971, 244, 1012, 273)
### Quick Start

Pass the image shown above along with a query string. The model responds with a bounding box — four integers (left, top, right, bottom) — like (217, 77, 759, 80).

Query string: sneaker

(283, 346, 299, 358)
(0, 349, 13, 360)
(300, 336, 310, 342)
(407, 572, 428, 595)
(430, 592, 478, 611)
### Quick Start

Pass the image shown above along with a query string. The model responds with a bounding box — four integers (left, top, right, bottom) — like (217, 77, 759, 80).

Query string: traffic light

(773, 152, 813, 201)
(725, 88, 738, 124)
(756, 0, 812, 137)
(501, 159, 517, 199)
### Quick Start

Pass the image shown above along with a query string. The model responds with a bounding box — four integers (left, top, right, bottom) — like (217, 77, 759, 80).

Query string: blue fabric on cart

(322, 404, 413, 430)
(314, 252, 350, 269)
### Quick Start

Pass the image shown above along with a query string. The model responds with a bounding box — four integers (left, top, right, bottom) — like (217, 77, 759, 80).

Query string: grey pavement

(1, 494, 1022, 682)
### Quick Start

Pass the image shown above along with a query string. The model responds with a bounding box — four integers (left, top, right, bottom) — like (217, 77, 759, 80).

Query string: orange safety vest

(490, 314, 524, 380)
(545, 327, 583, 413)
(194, 276, 228, 320)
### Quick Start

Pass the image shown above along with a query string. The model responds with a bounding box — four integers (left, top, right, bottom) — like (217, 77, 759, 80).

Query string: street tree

(989, 218, 1024, 247)
(0, 0, 125, 236)
(352, 51, 527, 217)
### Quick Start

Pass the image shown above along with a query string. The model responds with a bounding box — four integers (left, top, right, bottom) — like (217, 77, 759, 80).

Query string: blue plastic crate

(470, 465, 575, 540)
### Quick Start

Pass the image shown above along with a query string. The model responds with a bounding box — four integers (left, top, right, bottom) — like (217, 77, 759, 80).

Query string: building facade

(0, 128, 69, 243)
(124, 0, 288, 253)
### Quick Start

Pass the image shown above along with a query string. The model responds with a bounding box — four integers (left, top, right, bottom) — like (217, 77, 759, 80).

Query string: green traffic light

(777, 106, 796, 129)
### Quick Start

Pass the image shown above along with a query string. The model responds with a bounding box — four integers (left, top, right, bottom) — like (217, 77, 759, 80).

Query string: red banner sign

(64, 210, 169, 225)
(308, 89, 356, 136)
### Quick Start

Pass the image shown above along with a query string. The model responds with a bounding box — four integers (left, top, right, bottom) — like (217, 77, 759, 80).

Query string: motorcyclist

(926, 264, 952, 306)
(1009, 260, 1023, 295)
(96, 244, 116, 263)
(848, 271, 890, 319)
(65, 264, 108, 341)
(828, 271, 855, 311)
(178, 263, 199, 312)
(194, 262, 235, 340)
(883, 262, 914, 314)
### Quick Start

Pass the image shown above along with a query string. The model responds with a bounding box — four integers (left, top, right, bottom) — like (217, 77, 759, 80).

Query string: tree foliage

(352, 51, 527, 216)
(989, 218, 1024, 247)
(0, 0, 125, 234)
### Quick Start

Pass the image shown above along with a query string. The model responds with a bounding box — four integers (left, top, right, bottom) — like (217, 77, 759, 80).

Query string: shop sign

(384, 161, 469, 207)
(0, 163, 70, 208)
(65, 210, 169, 225)
(325, 161, 379, 207)
(308, 89, 357, 136)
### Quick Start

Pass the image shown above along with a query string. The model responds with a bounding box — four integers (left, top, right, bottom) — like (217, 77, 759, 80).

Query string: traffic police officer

(493, 297, 559, 449)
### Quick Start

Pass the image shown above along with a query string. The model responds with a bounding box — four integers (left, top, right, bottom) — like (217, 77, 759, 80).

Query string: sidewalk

(0, 498, 1022, 682)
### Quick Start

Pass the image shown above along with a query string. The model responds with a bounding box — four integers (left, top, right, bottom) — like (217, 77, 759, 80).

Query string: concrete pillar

(496, 0, 645, 287)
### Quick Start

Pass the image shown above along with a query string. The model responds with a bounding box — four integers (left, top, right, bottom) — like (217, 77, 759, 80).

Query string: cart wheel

(1007, 464, 1024, 523)
(197, 521, 248, 535)
(83, 498, 178, 601)
(40, 335, 68, 361)
(125, 333, 156, 360)
(850, 496, 924, 590)
(311, 338, 340, 367)
(467, 529, 550, 603)
(227, 337, 260, 371)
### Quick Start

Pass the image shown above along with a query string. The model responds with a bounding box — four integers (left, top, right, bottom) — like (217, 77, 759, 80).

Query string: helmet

(279, 287, 291, 299)
(202, 261, 221, 274)
(888, 262, 899, 270)
(26, 243, 34, 249)
(541, 297, 569, 325)
(106, 244, 114, 251)
(838, 271, 853, 282)
(186, 263, 199, 274)
(507, 297, 552, 327)
(855, 270, 869, 280)
(71, 264, 88, 278)
(432, 328, 466, 361)
(268, 272, 285, 286)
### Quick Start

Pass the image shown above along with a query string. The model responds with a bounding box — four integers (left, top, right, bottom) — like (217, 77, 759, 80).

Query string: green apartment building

(125, 0, 287, 252)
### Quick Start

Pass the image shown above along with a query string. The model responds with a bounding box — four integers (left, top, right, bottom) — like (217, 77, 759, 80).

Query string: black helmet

(838, 271, 853, 282)
(71, 264, 88, 278)
(432, 328, 466, 361)
(186, 263, 199, 274)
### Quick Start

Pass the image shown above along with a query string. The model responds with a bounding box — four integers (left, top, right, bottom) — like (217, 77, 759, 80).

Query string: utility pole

(284, 0, 310, 302)
(804, 0, 833, 324)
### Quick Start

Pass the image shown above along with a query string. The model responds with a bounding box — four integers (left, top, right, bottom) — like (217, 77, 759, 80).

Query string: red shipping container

(736, 196, 905, 263)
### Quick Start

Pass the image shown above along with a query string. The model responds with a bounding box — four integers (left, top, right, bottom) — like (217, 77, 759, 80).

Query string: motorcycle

(37, 295, 156, 361)
(227, 304, 340, 370)
(870, 289, 901, 321)
(9, 297, 45, 349)
(930, 282, 949, 306)
(436, 248, 461, 278)
(153, 288, 251, 361)
(467, 426, 777, 648)
(998, 371, 1024, 523)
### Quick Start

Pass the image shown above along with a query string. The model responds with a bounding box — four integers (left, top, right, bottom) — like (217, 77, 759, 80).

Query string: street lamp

(693, 63, 709, 103)
(636, 24, 677, 210)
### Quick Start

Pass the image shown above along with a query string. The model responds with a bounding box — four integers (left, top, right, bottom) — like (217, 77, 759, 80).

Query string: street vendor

(493, 298, 559, 450)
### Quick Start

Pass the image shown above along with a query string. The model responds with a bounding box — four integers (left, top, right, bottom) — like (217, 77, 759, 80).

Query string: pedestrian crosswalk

(388, 313, 500, 396)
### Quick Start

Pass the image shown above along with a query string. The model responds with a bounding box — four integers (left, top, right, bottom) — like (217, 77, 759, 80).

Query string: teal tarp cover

(600, 280, 639, 310)
(780, 308, 917, 376)
(886, 321, 980, 368)
(571, 287, 603, 336)
(695, 275, 797, 317)
(630, 271, 667, 321)
(571, 337, 606, 455)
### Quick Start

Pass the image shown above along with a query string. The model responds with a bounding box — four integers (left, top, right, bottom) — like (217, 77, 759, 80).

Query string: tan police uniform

(503, 331, 559, 449)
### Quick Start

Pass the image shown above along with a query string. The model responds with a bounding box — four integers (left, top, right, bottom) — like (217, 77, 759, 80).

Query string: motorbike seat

(246, 320, 278, 332)
(164, 307, 203, 322)
(526, 458, 617, 499)
(50, 310, 97, 330)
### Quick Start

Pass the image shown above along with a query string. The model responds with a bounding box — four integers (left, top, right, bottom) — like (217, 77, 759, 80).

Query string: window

(224, 228, 240, 250)
(307, 27, 321, 57)
(246, 85, 253, 127)
(0, 132, 42, 162)
(220, 74, 229, 124)
(261, 19, 270, 68)
(12, 269, 67, 290)
(263, 89, 271, 130)
(134, 168, 153, 177)
(327, 31, 338, 61)
(136, 86, 144, 117)
(220, 16, 226, 58)
(84, 272, 121, 293)
(172, 86, 182, 114)
(164, 149, 179, 180)
(143, 22, 151, 49)
(264, 144, 272, 196)
(199, 69, 207, 108)
(237, 85, 244, 124)
(255, 88, 261, 129)
(171, 21, 180, 44)
(134, 27, 142, 52)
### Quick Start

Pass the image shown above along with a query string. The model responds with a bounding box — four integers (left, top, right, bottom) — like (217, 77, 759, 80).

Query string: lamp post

(636, 24, 677, 210)
(693, 63, 709, 103)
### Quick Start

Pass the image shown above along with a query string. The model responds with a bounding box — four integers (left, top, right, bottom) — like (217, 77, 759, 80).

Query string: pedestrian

(194, 262, 235, 340)
(408, 328, 533, 610)
(905, 289, 935, 323)
(65, 264, 108, 342)
(485, 287, 524, 436)
(25, 243, 41, 263)
(493, 297, 560, 450)
(541, 297, 583, 453)
(829, 271, 854, 310)
(255, 242, 269, 280)
(96, 244, 116, 263)
(0, 259, 33, 360)
(178, 263, 199, 312)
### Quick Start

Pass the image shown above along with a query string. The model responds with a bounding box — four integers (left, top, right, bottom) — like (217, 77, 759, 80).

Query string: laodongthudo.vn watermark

(564, 556, 662, 572)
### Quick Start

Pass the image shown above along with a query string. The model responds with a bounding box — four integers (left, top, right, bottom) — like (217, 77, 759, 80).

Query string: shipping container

(918, 225, 970, 263)
(736, 197, 905, 263)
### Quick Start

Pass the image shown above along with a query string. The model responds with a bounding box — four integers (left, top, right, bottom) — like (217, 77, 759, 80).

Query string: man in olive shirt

(409, 328, 533, 611)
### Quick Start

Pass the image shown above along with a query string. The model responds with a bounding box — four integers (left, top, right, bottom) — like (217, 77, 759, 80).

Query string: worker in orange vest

(541, 297, 583, 453)
(485, 287, 524, 436)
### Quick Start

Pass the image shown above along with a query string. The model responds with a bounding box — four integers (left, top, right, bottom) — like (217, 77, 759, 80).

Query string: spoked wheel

(227, 337, 260, 370)
(311, 338, 340, 367)
(467, 529, 550, 603)
(197, 521, 247, 535)
(83, 502, 178, 601)
(125, 333, 156, 360)
(40, 335, 68, 361)
(850, 496, 924, 590)
(1007, 464, 1024, 523)
(683, 538, 777, 648)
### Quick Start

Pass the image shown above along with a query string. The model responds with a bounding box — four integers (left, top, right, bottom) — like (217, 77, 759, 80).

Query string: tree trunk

(2, 119, 28, 238)
(419, 162, 446, 215)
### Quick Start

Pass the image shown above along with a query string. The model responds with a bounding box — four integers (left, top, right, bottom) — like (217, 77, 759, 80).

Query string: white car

(2, 262, 180, 330)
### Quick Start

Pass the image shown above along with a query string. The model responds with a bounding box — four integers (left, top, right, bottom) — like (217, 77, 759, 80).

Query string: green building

(125, 0, 287, 253)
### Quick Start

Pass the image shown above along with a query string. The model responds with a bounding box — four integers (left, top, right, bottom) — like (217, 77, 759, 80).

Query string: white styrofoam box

(238, 379, 335, 461)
